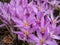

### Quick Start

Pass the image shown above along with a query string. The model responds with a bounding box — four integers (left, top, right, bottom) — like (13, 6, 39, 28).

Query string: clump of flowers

(0, 0, 60, 45)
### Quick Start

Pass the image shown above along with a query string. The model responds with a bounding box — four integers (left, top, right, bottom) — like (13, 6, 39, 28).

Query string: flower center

(36, 17, 40, 23)
(52, 19, 56, 23)
(38, 5, 42, 10)
(37, 17, 40, 22)
(24, 21, 28, 27)
(24, 30, 29, 36)
(41, 28, 45, 33)
(40, 39, 45, 44)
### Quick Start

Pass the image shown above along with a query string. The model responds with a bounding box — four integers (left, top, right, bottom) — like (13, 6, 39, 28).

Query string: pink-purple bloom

(0, 0, 60, 45)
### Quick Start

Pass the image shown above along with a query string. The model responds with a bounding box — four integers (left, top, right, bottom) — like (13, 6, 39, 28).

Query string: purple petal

(0, 24, 6, 27)
(18, 33, 26, 40)
(51, 35, 60, 40)
(29, 34, 39, 42)
(36, 43, 40, 45)
(46, 40, 58, 45)
(12, 17, 23, 25)
(37, 30, 42, 39)
(41, 16, 44, 27)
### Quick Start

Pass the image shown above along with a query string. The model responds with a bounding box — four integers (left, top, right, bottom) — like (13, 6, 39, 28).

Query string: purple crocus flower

(47, 24, 60, 40)
(11, 13, 36, 42)
(48, 12, 60, 29)
(36, 15, 50, 34)
(12, 13, 36, 29)
(12, 26, 35, 42)
(0, 0, 60, 45)
(0, 2, 12, 26)
(30, 30, 58, 45)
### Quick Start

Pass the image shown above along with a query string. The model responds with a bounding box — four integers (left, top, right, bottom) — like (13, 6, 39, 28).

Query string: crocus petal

(36, 43, 41, 45)
(28, 14, 36, 25)
(46, 40, 58, 45)
(51, 35, 60, 40)
(32, 6, 38, 14)
(0, 2, 3, 7)
(56, 20, 60, 23)
(43, 44, 46, 45)
(12, 17, 23, 25)
(0, 18, 8, 24)
(29, 27, 36, 33)
(37, 29, 42, 39)
(41, 16, 44, 27)
(29, 34, 39, 42)
(12, 31, 23, 34)
(14, 25, 23, 28)
(50, 11, 54, 20)
(12, 31, 26, 40)
(18, 34, 26, 40)
(56, 26, 60, 34)
(0, 24, 6, 27)
(47, 16, 51, 21)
